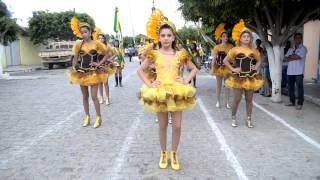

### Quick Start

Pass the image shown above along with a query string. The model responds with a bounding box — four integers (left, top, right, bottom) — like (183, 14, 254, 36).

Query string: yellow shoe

(82, 115, 90, 127)
(93, 116, 102, 128)
(159, 151, 168, 169)
(170, 151, 180, 170)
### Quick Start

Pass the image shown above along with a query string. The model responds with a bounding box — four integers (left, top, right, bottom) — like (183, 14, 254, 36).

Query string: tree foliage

(28, 11, 95, 44)
(0, 0, 20, 45)
(176, 26, 199, 44)
(178, 0, 320, 45)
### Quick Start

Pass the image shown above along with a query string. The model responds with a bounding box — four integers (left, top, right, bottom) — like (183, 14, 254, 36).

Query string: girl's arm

(183, 59, 198, 84)
(137, 58, 159, 87)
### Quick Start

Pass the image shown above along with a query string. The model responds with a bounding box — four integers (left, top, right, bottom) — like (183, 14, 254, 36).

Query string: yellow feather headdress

(214, 23, 226, 40)
(232, 19, 252, 44)
(70, 16, 92, 38)
(146, 9, 176, 43)
(92, 27, 104, 41)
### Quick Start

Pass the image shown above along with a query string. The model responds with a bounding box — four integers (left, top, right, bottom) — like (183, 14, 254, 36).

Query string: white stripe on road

(253, 101, 320, 151)
(198, 98, 249, 180)
(110, 114, 142, 178)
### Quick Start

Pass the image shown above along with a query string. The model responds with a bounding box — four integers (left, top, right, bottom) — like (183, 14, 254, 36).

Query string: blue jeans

(288, 75, 304, 105)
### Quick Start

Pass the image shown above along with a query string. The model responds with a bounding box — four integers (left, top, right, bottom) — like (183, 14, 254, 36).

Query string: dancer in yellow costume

(68, 17, 115, 128)
(223, 20, 264, 128)
(211, 23, 233, 109)
(138, 9, 198, 171)
(93, 28, 117, 105)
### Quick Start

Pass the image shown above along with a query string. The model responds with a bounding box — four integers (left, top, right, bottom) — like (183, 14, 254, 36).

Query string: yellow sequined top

(213, 44, 233, 65)
(146, 49, 189, 84)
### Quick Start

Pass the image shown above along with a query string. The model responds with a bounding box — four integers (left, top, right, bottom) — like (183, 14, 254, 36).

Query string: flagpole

(127, 0, 135, 45)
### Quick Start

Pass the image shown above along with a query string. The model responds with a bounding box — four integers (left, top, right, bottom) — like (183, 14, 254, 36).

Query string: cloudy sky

(3, 0, 193, 37)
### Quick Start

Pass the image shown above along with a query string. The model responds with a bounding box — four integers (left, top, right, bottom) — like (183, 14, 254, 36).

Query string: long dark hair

(190, 42, 200, 57)
(158, 24, 177, 50)
(98, 34, 107, 45)
(114, 40, 120, 48)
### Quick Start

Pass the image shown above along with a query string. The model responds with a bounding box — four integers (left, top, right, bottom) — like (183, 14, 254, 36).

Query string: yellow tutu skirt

(210, 65, 230, 77)
(225, 73, 264, 91)
(67, 63, 116, 86)
(140, 82, 196, 112)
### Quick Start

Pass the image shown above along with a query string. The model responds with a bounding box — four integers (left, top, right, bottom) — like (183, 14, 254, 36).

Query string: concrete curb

(304, 94, 320, 107)
(3, 66, 43, 75)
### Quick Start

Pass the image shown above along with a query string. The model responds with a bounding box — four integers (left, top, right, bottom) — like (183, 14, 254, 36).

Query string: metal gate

(5, 40, 20, 66)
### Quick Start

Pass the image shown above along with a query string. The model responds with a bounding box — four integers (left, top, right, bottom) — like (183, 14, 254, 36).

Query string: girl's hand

(232, 67, 241, 73)
(176, 77, 188, 85)
(90, 62, 99, 67)
(147, 80, 161, 88)
(252, 65, 259, 71)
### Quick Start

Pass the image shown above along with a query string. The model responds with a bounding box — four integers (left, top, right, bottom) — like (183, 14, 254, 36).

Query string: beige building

(303, 20, 320, 81)
(1, 34, 41, 68)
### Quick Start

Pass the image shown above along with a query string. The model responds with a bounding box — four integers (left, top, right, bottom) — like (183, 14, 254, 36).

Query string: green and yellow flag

(114, 7, 120, 33)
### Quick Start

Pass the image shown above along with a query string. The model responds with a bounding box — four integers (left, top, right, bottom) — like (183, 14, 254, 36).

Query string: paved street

(0, 58, 320, 180)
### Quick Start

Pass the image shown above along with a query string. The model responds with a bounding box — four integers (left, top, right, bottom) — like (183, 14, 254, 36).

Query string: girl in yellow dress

(223, 20, 264, 128)
(211, 23, 233, 108)
(68, 17, 115, 128)
(138, 9, 198, 171)
(97, 33, 116, 105)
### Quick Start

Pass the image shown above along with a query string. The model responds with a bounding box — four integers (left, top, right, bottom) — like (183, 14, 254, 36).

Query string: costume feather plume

(70, 16, 82, 38)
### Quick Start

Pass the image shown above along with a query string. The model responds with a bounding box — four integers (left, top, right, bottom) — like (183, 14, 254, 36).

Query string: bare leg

(216, 76, 223, 106)
(232, 89, 243, 116)
(264, 79, 271, 96)
(244, 90, 254, 117)
(99, 83, 104, 98)
(157, 112, 169, 151)
(104, 78, 109, 98)
(80, 86, 89, 115)
(90, 85, 101, 116)
(224, 85, 230, 107)
(171, 111, 182, 152)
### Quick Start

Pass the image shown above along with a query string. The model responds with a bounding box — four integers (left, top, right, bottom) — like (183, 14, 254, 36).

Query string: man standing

(284, 33, 307, 110)
(128, 44, 135, 62)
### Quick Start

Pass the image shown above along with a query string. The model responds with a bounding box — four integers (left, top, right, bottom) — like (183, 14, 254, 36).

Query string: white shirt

(285, 44, 307, 75)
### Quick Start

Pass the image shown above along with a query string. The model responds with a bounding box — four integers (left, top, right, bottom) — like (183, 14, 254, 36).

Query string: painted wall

(19, 35, 41, 65)
(303, 20, 320, 81)
(1, 47, 7, 68)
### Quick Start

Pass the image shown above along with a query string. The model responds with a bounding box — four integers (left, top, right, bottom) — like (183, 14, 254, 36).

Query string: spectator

(128, 44, 136, 62)
(284, 33, 307, 110)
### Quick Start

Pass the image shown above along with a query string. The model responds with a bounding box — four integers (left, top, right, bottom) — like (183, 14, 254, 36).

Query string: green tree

(0, 0, 20, 77)
(176, 26, 199, 44)
(123, 36, 134, 48)
(28, 11, 95, 44)
(179, 0, 320, 102)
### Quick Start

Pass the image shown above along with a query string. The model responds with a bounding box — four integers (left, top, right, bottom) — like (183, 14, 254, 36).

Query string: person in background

(284, 33, 307, 110)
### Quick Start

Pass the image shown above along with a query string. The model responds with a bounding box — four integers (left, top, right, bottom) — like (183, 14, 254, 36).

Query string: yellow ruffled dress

(210, 44, 233, 77)
(224, 47, 264, 91)
(140, 49, 196, 112)
(67, 40, 116, 86)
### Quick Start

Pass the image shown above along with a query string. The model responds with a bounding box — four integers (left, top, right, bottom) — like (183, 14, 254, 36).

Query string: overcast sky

(3, 0, 193, 37)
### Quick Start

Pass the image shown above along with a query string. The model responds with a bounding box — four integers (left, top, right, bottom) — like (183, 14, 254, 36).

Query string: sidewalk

(304, 80, 320, 106)
(3, 65, 43, 75)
